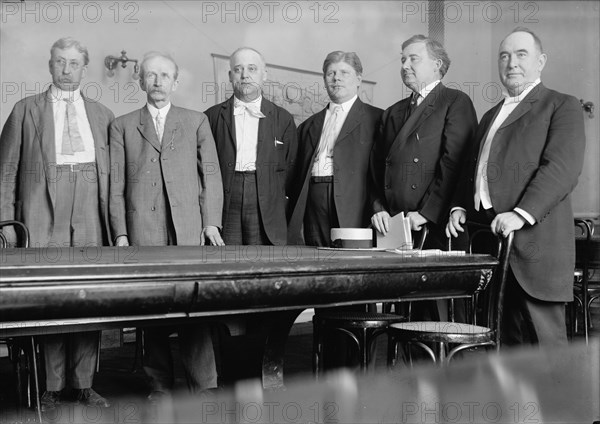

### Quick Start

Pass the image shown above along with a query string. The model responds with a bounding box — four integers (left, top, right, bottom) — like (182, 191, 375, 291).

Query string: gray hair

(50, 37, 89, 65)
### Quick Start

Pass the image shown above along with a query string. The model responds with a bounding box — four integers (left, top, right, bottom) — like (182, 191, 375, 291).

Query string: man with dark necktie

(0, 37, 113, 410)
(370, 34, 477, 251)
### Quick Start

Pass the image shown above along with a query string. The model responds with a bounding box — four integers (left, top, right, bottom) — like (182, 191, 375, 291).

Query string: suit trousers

(142, 202, 218, 393)
(501, 268, 568, 347)
(44, 163, 102, 391)
(223, 172, 269, 245)
(303, 177, 338, 247)
(143, 325, 217, 393)
(472, 206, 568, 347)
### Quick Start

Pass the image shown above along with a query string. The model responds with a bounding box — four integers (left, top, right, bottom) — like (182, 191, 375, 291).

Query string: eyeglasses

(52, 58, 83, 71)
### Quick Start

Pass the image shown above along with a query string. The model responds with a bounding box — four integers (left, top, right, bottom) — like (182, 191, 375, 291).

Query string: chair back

(413, 225, 428, 250)
(0, 220, 30, 248)
(467, 222, 514, 347)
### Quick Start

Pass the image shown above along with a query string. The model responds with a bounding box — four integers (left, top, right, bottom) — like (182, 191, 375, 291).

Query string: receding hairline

(229, 47, 266, 69)
(500, 29, 544, 55)
(140, 52, 179, 79)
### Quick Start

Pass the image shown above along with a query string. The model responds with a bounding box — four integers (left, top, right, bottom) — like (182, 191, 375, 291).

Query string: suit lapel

(334, 99, 363, 147)
(498, 85, 541, 130)
(257, 98, 275, 161)
(137, 107, 161, 152)
(308, 108, 326, 150)
(32, 91, 57, 208)
(388, 83, 443, 155)
(220, 97, 236, 149)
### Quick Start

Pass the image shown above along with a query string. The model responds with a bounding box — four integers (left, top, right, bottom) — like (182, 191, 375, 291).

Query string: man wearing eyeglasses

(0, 37, 113, 411)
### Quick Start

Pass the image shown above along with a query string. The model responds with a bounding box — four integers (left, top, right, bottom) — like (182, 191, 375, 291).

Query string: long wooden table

(1, 245, 497, 388)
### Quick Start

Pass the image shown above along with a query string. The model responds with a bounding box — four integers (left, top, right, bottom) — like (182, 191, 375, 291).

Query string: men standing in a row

(289, 51, 382, 246)
(205, 47, 297, 246)
(370, 35, 477, 250)
(446, 28, 586, 346)
(109, 52, 223, 400)
(0, 37, 112, 410)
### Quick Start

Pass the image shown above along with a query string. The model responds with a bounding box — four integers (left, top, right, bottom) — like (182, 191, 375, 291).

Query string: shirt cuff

(513, 208, 535, 225)
(450, 207, 467, 215)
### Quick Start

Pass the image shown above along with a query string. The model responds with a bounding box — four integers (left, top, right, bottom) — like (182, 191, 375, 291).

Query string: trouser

(223, 172, 269, 245)
(472, 206, 568, 347)
(44, 162, 102, 391)
(143, 324, 218, 393)
(303, 176, 338, 247)
(501, 269, 569, 347)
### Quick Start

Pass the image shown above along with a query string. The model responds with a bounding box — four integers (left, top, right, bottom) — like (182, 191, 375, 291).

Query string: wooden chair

(388, 224, 514, 365)
(312, 228, 428, 376)
(571, 218, 599, 343)
(0, 220, 42, 422)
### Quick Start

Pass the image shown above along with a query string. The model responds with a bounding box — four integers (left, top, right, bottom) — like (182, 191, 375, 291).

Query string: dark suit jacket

(0, 90, 114, 246)
(109, 105, 223, 246)
(371, 83, 477, 247)
(453, 83, 585, 302)
(288, 98, 383, 244)
(204, 96, 297, 246)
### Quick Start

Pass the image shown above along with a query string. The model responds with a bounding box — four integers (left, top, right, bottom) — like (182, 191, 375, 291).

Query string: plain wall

(1, 0, 598, 217)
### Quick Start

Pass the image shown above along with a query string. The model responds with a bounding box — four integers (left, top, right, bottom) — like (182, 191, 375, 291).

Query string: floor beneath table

(2, 304, 599, 422)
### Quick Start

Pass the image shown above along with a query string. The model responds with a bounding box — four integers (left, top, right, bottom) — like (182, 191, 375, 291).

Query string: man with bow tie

(446, 28, 586, 346)
(0, 37, 112, 411)
(205, 47, 297, 246)
(370, 35, 477, 251)
(288, 51, 382, 246)
(109, 52, 223, 401)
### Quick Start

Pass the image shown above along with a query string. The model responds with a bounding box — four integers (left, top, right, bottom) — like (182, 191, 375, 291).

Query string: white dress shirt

(50, 85, 95, 164)
(312, 95, 358, 177)
(233, 96, 264, 172)
(414, 80, 441, 106)
(147, 102, 172, 144)
(473, 79, 541, 224)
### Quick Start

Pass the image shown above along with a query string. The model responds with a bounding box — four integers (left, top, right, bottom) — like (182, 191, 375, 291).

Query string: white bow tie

(234, 102, 265, 118)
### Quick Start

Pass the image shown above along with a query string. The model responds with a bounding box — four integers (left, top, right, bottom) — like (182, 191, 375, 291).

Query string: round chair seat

(317, 312, 406, 328)
(390, 321, 493, 344)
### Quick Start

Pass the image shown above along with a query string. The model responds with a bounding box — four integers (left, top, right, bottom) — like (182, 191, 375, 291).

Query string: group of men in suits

(0, 26, 585, 410)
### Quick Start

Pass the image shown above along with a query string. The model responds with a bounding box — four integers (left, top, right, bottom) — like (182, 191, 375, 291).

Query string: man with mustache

(205, 47, 297, 246)
(446, 28, 586, 346)
(109, 52, 223, 400)
(0, 37, 112, 410)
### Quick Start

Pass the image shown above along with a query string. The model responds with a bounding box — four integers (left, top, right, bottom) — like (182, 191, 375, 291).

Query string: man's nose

(62, 65, 72, 75)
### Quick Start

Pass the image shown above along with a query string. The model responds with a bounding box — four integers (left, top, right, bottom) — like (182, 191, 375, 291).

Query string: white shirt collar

(234, 95, 263, 108)
(503, 78, 541, 105)
(147, 102, 172, 118)
(417, 80, 441, 100)
(330, 94, 358, 112)
(49, 84, 82, 103)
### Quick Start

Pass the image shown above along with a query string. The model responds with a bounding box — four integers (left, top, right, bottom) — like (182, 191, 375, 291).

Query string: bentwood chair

(388, 225, 514, 365)
(571, 218, 599, 343)
(0, 221, 42, 421)
(312, 228, 429, 377)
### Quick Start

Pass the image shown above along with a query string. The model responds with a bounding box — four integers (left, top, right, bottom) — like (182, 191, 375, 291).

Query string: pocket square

(275, 139, 284, 146)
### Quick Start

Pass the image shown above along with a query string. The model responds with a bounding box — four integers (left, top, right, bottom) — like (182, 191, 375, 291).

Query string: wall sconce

(580, 99, 594, 119)
(105, 50, 139, 80)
